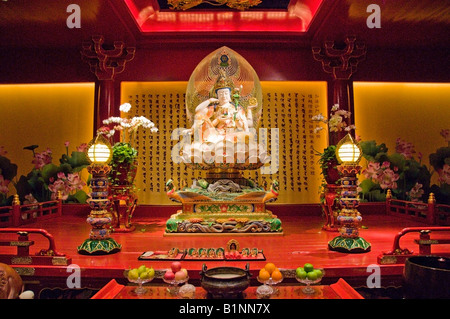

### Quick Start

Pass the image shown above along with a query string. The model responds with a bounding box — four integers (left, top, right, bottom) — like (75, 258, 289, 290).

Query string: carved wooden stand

(321, 184, 340, 232)
(110, 186, 137, 232)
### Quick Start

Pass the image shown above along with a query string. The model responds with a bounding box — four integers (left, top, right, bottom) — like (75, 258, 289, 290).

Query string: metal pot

(403, 255, 450, 299)
(200, 263, 251, 298)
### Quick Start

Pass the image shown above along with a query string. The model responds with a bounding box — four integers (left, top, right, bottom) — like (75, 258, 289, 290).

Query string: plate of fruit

(125, 265, 155, 295)
(256, 262, 283, 295)
(163, 262, 189, 295)
(295, 263, 325, 294)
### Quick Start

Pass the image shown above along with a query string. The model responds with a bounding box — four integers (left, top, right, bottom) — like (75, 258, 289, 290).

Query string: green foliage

(0, 155, 18, 205)
(111, 142, 138, 165)
(0, 155, 18, 181)
(429, 146, 450, 171)
(359, 139, 439, 203)
(14, 145, 90, 204)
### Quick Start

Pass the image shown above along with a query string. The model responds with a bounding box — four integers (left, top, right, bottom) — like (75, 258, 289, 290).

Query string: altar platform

(2, 203, 449, 298)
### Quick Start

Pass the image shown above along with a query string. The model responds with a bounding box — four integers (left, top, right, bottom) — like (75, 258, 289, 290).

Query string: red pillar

(81, 36, 135, 136)
(312, 36, 366, 145)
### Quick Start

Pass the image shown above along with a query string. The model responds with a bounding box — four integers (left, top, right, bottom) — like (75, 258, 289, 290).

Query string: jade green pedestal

(77, 238, 121, 255)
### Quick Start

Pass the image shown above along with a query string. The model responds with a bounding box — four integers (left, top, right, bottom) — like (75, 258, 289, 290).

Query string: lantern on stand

(78, 135, 121, 255)
(328, 134, 371, 253)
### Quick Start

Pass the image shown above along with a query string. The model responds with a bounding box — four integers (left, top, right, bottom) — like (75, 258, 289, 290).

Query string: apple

(175, 270, 187, 281)
(164, 270, 175, 280)
(303, 263, 314, 273)
(171, 261, 182, 273)
(296, 267, 306, 280)
(180, 268, 188, 277)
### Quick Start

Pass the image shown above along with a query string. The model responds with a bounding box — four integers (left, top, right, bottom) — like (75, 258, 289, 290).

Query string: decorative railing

(377, 226, 450, 264)
(0, 228, 71, 265)
(386, 190, 450, 225)
(0, 193, 62, 228)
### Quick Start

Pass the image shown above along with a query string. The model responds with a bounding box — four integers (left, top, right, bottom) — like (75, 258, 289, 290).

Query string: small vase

(324, 159, 340, 184)
(109, 160, 137, 187)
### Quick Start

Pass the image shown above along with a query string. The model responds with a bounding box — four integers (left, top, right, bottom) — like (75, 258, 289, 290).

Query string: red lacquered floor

(2, 205, 449, 290)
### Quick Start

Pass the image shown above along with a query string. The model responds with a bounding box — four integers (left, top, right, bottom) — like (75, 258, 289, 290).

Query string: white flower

(311, 113, 326, 122)
(119, 103, 132, 113)
(314, 126, 324, 133)
(331, 104, 339, 112)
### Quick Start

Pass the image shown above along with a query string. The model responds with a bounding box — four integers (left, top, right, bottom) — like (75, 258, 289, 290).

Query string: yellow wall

(0, 83, 95, 191)
(354, 82, 450, 184)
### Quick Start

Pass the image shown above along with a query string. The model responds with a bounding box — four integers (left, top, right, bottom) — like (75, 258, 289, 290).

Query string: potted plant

(97, 103, 158, 188)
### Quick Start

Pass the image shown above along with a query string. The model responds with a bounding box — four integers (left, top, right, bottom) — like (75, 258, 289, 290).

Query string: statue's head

(212, 69, 235, 106)
(215, 87, 232, 104)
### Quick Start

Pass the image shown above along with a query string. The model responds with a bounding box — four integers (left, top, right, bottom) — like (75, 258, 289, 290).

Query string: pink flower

(395, 138, 415, 159)
(0, 146, 7, 157)
(32, 148, 52, 169)
(378, 168, 399, 190)
(362, 161, 399, 190)
(438, 164, 450, 184)
(406, 183, 424, 202)
(362, 162, 380, 180)
(77, 143, 88, 152)
(64, 141, 70, 148)
(48, 172, 86, 200)
(440, 129, 450, 143)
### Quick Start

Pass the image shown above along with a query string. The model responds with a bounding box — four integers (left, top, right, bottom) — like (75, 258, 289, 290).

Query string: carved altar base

(164, 171, 283, 235)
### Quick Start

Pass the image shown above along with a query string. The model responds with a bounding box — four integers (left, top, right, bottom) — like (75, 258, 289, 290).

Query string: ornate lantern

(328, 134, 371, 253)
(78, 135, 121, 255)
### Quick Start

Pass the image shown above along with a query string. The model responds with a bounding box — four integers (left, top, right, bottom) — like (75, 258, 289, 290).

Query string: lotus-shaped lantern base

(328, 236, 371, 253)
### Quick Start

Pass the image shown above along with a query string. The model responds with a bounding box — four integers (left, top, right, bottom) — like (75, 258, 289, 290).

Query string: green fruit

(304, 263, 314, 273)
(128, 269, 139, 280)
(313, 269, 323, 278)
(140, 271, 150, 279)
(147, 267, 155, 278)
(296, 267, 307, 279)
(138, 265, 146, 275)
(307, 271, 318, 281)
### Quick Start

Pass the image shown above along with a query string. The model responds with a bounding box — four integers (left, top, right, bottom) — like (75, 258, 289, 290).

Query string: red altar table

(92, 278, 363, 299)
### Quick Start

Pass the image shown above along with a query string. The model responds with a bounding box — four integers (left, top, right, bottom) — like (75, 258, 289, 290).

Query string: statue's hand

(209, 98, 219, 104)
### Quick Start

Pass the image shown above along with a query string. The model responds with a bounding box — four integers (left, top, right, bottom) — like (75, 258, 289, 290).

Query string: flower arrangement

(0, 147, 18, 205)
(428, 129, 450, 203)
(0, 142, 91, 206)
(312, 103, 355, 134)
(311, 104, 356, 184)
(96, 103, 158, 186)
(359, 138, 432, 202)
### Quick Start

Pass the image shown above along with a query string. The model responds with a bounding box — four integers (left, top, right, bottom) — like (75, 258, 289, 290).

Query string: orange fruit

(259, 269, 270, 281)
(264, 263, 276, 275)
(271, 268, 283, 281)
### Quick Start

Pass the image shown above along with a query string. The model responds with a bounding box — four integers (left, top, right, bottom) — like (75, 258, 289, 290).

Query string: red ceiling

(124, 0, 324, 33)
